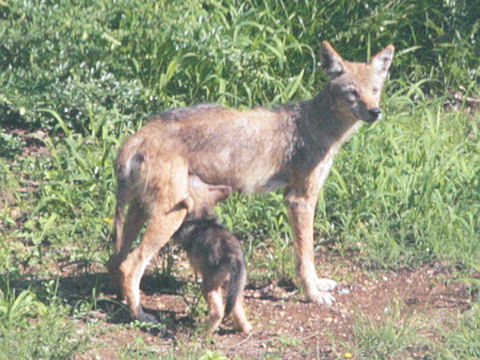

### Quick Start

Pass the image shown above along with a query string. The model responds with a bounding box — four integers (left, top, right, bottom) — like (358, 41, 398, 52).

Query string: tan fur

(108, 41, 394, 322)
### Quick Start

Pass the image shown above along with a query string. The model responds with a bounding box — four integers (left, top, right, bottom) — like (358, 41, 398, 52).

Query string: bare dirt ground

(48, 249, 477, 360)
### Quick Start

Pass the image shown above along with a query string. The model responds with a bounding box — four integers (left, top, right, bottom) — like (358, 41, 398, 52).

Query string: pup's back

(177, 218, 247, 316)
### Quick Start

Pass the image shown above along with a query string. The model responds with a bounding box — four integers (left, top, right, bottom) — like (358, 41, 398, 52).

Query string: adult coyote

(109, 41, 394, 322)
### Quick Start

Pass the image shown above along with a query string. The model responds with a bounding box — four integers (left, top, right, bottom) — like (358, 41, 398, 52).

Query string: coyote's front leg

(285, 191, 336, 305)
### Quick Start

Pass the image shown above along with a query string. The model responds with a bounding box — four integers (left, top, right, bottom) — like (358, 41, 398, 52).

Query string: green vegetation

(338, 301, 480, 360)
(1, 0, 478, 358)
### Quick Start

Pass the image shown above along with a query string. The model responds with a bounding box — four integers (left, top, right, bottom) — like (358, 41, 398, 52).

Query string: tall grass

(318, 99, 480, 268)
(1, 0, 478, 132)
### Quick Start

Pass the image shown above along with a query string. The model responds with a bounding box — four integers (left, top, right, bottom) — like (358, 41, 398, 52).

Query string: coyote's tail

(113, 150, 145, 253)
(224, 255, 247, 316)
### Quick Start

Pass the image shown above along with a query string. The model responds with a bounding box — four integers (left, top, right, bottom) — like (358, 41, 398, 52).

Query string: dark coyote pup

(173, 175, 251, 336)
(109, 41, 394, 322)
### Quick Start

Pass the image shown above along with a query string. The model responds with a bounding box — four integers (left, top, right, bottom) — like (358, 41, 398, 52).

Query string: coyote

(109, 41, 394, 323)
(173, 175, 251, 336)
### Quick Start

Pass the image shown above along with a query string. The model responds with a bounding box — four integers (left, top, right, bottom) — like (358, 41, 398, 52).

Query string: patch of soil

(65, 252, 476, 360)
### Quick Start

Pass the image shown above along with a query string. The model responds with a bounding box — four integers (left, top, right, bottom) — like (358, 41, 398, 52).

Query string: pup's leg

(232, 294, 252, 334)
(204, 288, 224, 337)
(286, 192, 336, 305)
(108, 201, 147, 295)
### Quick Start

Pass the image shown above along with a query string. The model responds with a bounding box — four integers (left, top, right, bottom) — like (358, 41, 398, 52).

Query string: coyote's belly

(187, 150, 289, 194)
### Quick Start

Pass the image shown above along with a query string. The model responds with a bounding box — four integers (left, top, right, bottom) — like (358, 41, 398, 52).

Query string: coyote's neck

(304, 88, 362, 153)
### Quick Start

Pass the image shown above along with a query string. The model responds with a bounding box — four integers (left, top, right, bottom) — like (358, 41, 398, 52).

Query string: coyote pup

(174, 175, 251, 336)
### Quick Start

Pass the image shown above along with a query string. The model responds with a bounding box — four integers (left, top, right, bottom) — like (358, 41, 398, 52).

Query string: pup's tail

(224, 255, 247, 316)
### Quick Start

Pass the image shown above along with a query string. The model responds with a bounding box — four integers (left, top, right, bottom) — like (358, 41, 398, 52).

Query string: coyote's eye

(372, 87, 379, 95)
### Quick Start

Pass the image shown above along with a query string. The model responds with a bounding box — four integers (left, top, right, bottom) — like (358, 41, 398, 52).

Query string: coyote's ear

(370, 45, 395, 76)
(208, 184, 231, 204)
(321, 41, 345, 79)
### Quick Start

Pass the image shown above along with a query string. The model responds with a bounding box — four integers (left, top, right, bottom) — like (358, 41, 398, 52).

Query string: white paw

(316, 278, 338, 292)
(311, 290, 336, 306)
(242, 322, 253, 334)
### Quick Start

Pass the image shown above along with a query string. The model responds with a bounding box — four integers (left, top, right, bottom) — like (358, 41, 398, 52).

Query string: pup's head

(182, 175, 231, 220)
(321, 41, 394, 124)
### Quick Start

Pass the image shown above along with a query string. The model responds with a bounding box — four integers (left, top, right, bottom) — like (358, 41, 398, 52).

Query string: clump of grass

(0, 280, 89, 359)
(335, 299, 426, 359)
(334, 301, 480, 360)
(437, 305, 480, 360)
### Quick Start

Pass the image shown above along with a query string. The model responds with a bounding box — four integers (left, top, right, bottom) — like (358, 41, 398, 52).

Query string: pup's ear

(321, 41, 345, 79)
(370, 45, 395, 77)
(208, 184, 232, 204)
(171, 195, 194, 213)
(183, 196, 195, 213)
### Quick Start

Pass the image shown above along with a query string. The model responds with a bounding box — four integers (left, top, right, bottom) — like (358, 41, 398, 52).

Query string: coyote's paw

(310, 290, 336, 306)
(244, 321, 253, 334)
(237, 321, 252, 334)
(316, 278, 338, 292)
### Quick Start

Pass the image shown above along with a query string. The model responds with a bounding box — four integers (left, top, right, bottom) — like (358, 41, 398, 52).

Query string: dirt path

(68, 255, 474, 359)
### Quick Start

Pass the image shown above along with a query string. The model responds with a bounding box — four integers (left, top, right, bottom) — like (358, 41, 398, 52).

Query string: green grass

(0, 0, 479, 358)
(344, 299, 425, 359)
(320, 99, 480, 268)
(334, 302, 480, 360)
(440, 305, 480, 360)
(0, 279, 90, 360)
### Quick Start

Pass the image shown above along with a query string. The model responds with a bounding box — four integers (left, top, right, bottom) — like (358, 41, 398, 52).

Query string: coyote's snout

(108, 41, 394, 323)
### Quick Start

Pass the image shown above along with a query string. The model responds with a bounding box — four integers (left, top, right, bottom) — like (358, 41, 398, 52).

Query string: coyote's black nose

(368, 108, 382, 121)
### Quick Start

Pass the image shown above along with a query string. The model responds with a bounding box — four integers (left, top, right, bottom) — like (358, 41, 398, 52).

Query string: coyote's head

(321, 41, 394, 123)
